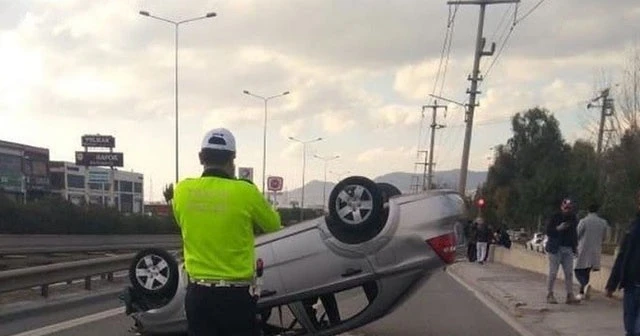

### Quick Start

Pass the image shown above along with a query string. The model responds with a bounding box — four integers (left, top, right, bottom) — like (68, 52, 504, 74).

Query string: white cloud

(315, 110, 356, 134)
(279, 119, 304, 138)
(1, 0, 639, 201)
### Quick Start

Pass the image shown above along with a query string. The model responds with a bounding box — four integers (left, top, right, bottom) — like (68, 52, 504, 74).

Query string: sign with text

(75, 152, 123, 167)
(238, 167, 254, 182)
(88, 171, 110, 183)
(267, 176, 283, 192)
(82, 135, 115, 148)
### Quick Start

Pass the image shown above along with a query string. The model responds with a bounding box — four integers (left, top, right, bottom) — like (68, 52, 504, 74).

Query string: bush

(0, 195, 178, 235)
(0, 194, 322, 235)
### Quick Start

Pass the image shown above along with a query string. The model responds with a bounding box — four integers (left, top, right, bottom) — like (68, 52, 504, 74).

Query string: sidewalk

(448, 260, 625, 336)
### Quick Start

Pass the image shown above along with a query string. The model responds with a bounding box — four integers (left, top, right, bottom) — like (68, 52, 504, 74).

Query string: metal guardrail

(0, 243, 182, 255)
(0, 253, 134, 298)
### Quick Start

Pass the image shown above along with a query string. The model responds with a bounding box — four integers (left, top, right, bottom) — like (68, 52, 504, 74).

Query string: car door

(255, 243, 284, 303)
(271, 227, 374, 298)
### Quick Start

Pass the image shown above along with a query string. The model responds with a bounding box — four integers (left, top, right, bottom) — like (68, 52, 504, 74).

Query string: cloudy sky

(1, 0, 639, 202)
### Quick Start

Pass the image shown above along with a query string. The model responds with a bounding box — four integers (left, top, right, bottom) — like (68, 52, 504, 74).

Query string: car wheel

(129, 248, 180, 299)
(376, 182, 402, 202)
(326, 176, 385, 244)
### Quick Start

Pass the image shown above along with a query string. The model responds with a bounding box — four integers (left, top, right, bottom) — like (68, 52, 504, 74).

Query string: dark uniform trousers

(185, 282, 258, 336)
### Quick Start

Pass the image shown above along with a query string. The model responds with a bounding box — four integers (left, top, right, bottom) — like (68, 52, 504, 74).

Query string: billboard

(88, 171, 110, 183)
(82, 135, 115, 148)
(75, 152, 123, 167)
(238, 167, 254, 182)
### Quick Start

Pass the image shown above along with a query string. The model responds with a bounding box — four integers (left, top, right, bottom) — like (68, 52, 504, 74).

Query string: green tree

(483, 107, 570, 231)
(601, 128, 640, 227)
(566, 140, 599, 209)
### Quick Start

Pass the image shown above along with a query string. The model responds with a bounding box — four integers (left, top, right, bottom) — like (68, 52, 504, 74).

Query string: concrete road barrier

(488, 244, 615, 294)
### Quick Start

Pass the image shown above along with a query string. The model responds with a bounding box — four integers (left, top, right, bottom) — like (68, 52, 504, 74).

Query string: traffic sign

(267, 176, 283, 192)
(238, 167, 254, 182)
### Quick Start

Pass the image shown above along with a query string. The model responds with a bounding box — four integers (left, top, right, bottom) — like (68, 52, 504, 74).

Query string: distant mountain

(277, 169, 487, 209)
(374, 170, 488, 194)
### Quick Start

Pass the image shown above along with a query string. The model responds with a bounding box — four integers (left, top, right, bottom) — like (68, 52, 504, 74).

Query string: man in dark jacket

(606, 191, 640, 336)
(475, 217, 491, 265)
(545, 198, 580, 304)
(465, 220, 477, 262)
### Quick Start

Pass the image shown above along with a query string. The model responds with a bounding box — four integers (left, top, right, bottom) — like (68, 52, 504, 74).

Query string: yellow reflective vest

(172, 169, 281, 281)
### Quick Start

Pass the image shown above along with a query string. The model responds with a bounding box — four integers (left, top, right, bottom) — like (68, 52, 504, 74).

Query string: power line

(483, 0, 549, 82)
(438, 5, 459, 96)
(483, 24, 515, 80)
(416, 4, 460, 181)
(431, 4, 460, 96)
(515, 0, 548, 25)
(489, 4, 514, 47)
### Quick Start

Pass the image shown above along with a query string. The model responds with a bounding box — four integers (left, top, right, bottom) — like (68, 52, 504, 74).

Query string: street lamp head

(288, 136, 295, 140)
(283, 91, 290, 95)
(139, 11, 150, 16)
(243, 90, 250, 95)
(206, 12, 217, 18)
(316, 137, 323, 141)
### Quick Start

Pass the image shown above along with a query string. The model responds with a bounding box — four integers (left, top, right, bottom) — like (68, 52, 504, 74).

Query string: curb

(0, 286, 124, 323)
(447, 264, 547, 317)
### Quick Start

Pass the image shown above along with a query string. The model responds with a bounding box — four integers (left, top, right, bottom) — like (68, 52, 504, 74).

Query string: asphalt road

(1, 270, 522, 336)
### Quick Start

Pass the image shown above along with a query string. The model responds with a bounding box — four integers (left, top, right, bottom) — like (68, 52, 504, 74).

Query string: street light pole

(139, 10, 217, 184)
(243, 90, 290, 196)
(313, 154, 339, 212)
(288, 136, 323, 221)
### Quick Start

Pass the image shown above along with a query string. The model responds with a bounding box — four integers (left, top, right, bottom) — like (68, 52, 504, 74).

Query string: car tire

(129, 248, 180, 299)
(326, 176, 385, 244)
(376, 182, 402, 202)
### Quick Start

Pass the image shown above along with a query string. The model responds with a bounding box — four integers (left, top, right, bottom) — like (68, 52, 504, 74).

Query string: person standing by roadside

(475, 217, 491, 265)
(574, 203, 609, 300)
(465, 219, 478, 262)
(606, 190, 640, 336)
(545, 198, 580, 304)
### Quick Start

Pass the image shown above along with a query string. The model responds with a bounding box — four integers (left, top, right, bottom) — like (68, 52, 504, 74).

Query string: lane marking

(7, 307, 125, 336)
(447, 269, 537, 336)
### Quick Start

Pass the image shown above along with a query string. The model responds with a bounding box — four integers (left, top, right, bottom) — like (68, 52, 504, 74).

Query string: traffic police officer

(172, 128, 282, 335)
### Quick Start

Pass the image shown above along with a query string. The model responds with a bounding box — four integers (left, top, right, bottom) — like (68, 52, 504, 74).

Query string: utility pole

(422, 102, 447, 190)
(587, 88, 615, 193)
(588, 88, 615, 156)
(414, 150, 429, 191)
(448, 0, 520, 196)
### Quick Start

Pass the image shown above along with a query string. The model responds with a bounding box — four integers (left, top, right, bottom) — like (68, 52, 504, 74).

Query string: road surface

(1, 270, 522, 336)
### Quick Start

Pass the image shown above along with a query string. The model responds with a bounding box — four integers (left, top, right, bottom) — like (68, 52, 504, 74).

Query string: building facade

(49, 161, 144, 214)
(0, 140, 50, 203)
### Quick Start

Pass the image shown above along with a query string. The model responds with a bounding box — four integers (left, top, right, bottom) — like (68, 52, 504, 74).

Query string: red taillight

(426, 232, 457, 264)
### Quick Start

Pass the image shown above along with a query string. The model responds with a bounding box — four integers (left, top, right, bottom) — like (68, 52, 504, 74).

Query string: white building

(49, 161, 144, 214)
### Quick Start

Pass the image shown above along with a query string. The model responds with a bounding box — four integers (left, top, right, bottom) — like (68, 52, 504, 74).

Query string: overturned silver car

(121, 176, 467, 335)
